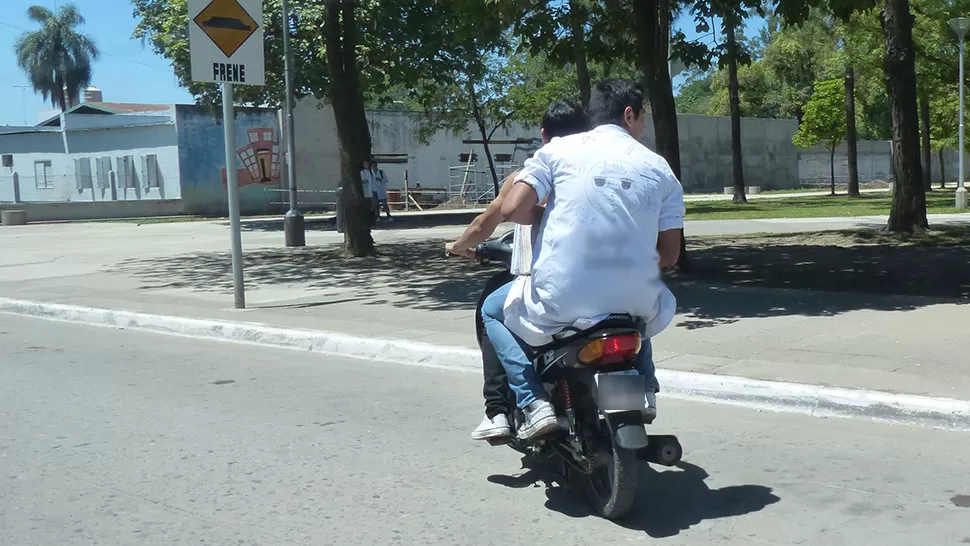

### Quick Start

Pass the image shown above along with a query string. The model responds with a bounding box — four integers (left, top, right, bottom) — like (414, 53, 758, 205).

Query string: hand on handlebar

(445, 241, 475, 259)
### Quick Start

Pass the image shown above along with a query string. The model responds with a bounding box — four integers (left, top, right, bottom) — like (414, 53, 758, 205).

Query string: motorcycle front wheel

(581, 427, 638, 519)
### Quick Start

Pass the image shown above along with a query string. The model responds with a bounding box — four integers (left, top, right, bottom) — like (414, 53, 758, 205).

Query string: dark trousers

(476, 271, 516, 419)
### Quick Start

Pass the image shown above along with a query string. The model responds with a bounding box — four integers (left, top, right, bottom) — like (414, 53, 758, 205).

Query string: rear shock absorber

(559, 379, 576, 437)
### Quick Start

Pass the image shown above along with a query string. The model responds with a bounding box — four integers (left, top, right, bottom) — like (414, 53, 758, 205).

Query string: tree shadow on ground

(671, 229, 970, 328)
(108, 231, 969, 319)
(489, 460, 779, 538)
(108, 239, 501, 312)
(236, 211, 480, 234)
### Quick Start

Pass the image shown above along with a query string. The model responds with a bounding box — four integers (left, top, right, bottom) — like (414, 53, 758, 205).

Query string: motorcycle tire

(582, 432, 638, 520)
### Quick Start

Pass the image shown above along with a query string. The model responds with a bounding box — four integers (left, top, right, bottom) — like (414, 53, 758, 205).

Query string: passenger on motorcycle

(484, 79, 686, 440)
(445, 98, 591, 441)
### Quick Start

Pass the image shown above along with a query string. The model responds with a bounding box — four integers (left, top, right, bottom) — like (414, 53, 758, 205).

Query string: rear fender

(603, 410, 649, 450)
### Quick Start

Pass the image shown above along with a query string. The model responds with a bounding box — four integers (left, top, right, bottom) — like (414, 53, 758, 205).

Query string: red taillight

(578, 333, 642, 366)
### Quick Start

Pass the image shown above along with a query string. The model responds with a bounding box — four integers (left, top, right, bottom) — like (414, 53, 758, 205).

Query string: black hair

(540, 98, 591, 139)
(588, 79, 645, 128)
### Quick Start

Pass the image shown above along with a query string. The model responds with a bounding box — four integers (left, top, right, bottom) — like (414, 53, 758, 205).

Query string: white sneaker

(643, 391, 658, 424)
(518, 399, 560, 440)
(471, 414, 510, 440)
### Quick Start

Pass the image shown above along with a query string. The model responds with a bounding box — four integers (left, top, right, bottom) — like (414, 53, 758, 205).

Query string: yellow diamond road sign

(188, 0, 264, 86)
(194, 0, 257, 58)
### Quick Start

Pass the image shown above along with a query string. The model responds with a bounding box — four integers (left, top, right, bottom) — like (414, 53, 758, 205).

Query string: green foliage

(676, 71, 715, 115)
(14, 3, 99, 111)
(709, 61, 789, 118)
(792, 78, 847, 149)
(131, 0, 484, 109)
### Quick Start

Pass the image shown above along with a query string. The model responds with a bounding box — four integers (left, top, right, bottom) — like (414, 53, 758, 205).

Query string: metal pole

(958, 36, 969, 208)
(223, 83, 246, 309)
(281, 0, 306, 245)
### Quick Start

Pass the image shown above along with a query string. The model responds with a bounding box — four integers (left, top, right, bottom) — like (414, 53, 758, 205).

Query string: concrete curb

(3, 296, 969, 433)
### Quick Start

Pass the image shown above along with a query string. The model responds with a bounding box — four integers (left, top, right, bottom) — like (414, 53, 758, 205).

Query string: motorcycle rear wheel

(581, 429, 638, 519)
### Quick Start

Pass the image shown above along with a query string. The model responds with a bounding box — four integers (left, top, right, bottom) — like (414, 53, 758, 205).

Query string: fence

(264, 183, 451, 212)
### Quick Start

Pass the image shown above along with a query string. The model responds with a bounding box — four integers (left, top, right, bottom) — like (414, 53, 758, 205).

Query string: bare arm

(501, 182, 540, 225)
(446, 171, 519, 257)
(657, 229, 682, 269)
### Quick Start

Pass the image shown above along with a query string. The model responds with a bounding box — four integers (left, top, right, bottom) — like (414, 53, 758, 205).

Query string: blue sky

(0, 0, 763, 126)
(1, 0, 194, 126)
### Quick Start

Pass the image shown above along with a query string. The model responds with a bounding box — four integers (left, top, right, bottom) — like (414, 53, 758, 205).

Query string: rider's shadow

(539, 460, 781, 537)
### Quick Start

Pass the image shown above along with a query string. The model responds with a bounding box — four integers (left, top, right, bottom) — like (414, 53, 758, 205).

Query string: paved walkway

(2, 216, 969, 402)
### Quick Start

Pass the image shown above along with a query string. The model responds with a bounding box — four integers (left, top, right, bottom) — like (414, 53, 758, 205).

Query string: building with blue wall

(0, 101, 281, 221)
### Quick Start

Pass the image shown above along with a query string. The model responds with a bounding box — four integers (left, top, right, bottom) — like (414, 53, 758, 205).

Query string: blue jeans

(481, 281, 660, 410)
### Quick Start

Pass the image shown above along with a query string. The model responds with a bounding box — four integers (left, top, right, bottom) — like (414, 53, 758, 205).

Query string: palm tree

(14, 4, 99, 112)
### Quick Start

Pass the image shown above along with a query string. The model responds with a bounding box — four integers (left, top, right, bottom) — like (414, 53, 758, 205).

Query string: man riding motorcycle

(484, 79, 686, 440)
(446, 98, 592, 441)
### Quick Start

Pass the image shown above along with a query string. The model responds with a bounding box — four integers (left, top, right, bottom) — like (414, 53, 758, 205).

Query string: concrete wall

(175, 105, 283, 216)
(798, 141, 893, 184)
(0, 199, 185, 222)
(642, 114, 800, 191)
(292, 100, 538, 206)
(0, 118, 181, 205)
(290, 101, 804, 200)
(798, 141, 966, 185)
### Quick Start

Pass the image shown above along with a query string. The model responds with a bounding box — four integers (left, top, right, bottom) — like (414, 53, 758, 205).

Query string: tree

(677, 70, 715, 114)
(881, 0, 927, 231)
(323, 1, 375, 256)
(631, 0, 684, 181)
(133, 0, 484, 256)
(845, 66, 862, 196)
(407, 1, 512, 197)
(14, 4, 99, 112)
(676, 0, 765, 204)
(929, 88, 967, 188)
(793, 78, 848, 194)
(725, 7, 749, 203)
(776, 0, 928, 231)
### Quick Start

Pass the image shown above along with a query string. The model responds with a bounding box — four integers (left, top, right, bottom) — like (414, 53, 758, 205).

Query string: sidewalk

(1, 216, 968, 406)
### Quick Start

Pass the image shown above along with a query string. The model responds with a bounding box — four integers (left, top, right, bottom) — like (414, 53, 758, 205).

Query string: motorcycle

(463, 230, 683, 520)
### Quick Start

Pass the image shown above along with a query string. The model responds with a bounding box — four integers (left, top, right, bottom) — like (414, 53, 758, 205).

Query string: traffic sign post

(188, 0, 264, 309)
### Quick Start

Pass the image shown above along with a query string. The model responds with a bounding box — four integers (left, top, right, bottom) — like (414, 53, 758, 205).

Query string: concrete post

(12, 172, 20, 204)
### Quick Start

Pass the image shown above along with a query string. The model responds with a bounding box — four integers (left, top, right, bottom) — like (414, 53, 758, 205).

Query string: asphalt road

(3, 315, 969, 545)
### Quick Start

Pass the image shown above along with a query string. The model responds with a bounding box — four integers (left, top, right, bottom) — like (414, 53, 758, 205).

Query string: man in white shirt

(370, 161, 393, 221)
(483, 79, 686, 440)
(359, 160, 375, 222)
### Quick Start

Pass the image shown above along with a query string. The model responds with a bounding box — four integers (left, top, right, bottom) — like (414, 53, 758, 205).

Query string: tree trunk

(882, 0, 927, 232)
(632, 0, 689, 270)
(938, 148, 946, 190)
(324, 2, 375, 256)
(570, 0, 591, 110)
(845, 67, 861, 197)
(469, 85, 501, 197)
(920, 92, 932, 192)
(633, 0, 682, 179)
(55, 76, 68, 112)
(726, 16, 747, 204)
(830, 146, 836, 195)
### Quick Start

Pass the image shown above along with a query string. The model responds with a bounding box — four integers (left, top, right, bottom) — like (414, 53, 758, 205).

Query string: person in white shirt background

(359, 159, 374, 215)
(481, 78, 686, 440)
(370, 161, 394, 222)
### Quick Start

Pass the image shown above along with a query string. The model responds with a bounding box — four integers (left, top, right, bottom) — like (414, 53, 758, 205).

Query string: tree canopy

(15, 3, 100, 112)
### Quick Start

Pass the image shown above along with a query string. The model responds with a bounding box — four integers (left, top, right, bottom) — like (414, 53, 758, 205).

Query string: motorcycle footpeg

(486, 437, 512, 446)
(638, 434, 683, 467)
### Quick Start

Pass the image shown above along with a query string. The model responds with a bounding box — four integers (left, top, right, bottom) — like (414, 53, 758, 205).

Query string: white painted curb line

(3, 296, 969, 432)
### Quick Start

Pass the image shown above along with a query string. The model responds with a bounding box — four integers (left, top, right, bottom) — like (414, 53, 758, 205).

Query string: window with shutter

(145, 154, 160, 188)
(75, 158, 93, 191)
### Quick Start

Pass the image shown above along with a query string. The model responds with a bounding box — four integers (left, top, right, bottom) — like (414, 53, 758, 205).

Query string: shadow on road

(489, 460, 779, 538)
